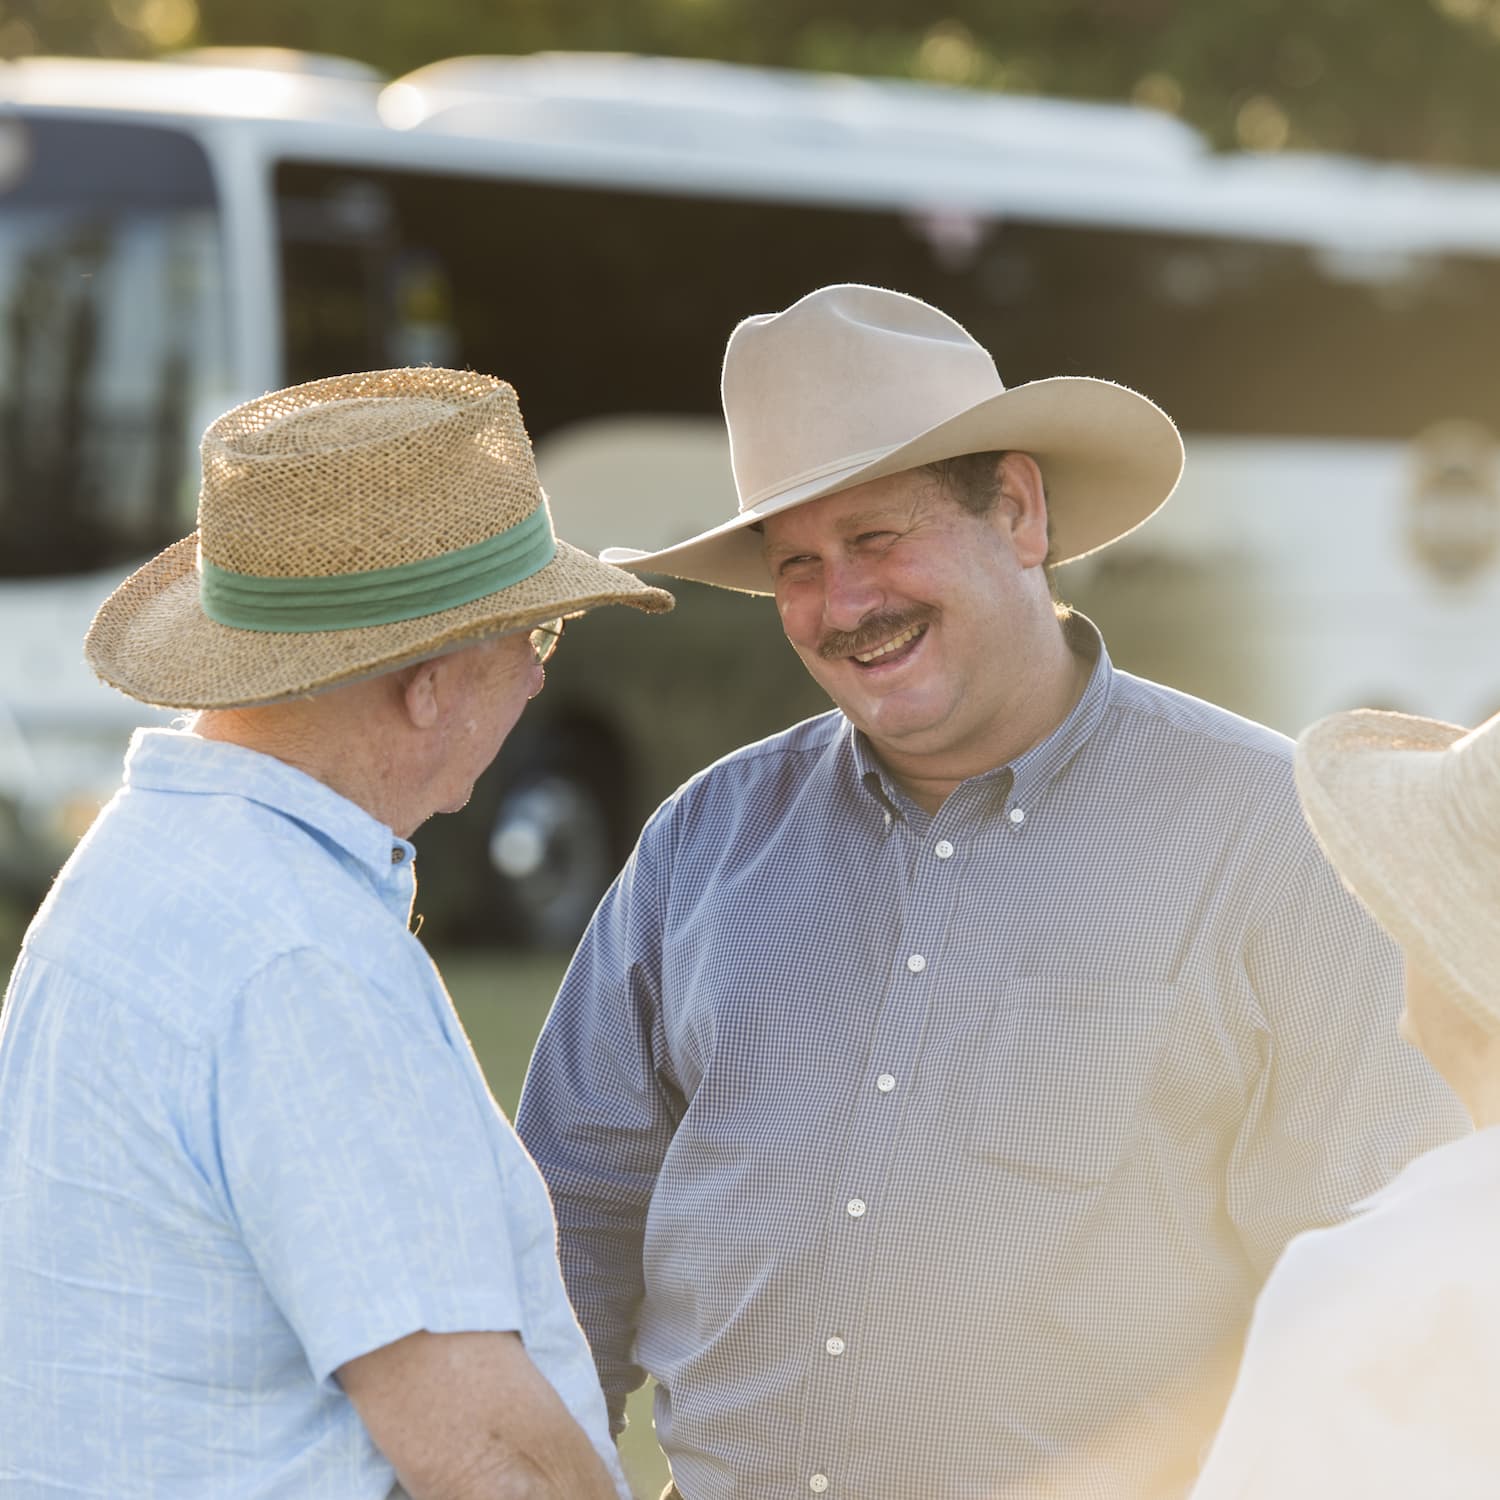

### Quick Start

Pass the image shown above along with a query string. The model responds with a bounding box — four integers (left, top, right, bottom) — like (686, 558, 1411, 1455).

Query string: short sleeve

(214, 947, 525, 1386)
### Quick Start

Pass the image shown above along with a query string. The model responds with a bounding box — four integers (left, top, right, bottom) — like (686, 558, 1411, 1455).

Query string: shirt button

(810, 1476, 830, 1494)
(846, 1198, 867, 1218)
(935, 839, 955, 859)
(391, 846, 406, 864)
(1009, 807, 1026, 825)
(906, 953, 926, 973)
(883, 809, 893, 829)
(876, 1073, 896, 1093)
(825, 1335, 846, 1356)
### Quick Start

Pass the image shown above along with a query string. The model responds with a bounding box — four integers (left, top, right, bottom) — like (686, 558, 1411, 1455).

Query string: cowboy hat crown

(601, 282, 1185, 592)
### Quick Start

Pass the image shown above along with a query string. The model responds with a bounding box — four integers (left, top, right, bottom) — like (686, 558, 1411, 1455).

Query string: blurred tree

(8, 0, 1500, 169)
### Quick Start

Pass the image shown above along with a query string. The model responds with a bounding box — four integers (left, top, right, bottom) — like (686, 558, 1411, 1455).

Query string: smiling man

(515, 285, 1465, 1500)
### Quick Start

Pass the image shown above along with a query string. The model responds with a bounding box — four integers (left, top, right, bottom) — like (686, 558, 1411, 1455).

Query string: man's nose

(820, 554, 883, 632)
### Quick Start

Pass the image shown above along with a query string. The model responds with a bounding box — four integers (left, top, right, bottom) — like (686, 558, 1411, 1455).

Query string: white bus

(3, 48, 1499, 943)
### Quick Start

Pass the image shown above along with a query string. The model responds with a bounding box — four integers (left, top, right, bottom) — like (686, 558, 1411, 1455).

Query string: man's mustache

(818, 607, 935, 660)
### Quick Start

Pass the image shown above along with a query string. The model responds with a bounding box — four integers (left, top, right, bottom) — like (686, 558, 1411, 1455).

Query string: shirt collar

(122, 728, 417, 900)
(847, 611, 1113, 823)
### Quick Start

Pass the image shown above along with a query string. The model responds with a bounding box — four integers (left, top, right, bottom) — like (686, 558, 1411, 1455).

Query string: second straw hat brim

(1294, 708, 1496, 1030)
(85, 532, 673, 710)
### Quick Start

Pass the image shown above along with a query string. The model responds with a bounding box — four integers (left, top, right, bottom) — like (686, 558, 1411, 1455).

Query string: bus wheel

(483, 753, 617, 950)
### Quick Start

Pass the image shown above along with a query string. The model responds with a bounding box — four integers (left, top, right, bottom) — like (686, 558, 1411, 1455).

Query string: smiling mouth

(851, 622, 926, 666)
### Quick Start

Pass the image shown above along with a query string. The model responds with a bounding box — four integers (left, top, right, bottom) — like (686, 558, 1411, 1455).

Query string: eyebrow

(762, 504, 911, 556)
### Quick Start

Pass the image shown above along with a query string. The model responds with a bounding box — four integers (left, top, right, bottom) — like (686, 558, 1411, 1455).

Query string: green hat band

(199, 505, 556, 633)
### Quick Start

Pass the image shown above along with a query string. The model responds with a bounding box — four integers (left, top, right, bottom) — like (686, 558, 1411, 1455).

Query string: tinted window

(276, 161, 1500, 441)
(0, 117, 229, 577)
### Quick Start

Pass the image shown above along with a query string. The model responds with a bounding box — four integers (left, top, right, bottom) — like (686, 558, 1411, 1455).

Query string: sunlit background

(3, 6, 1500, 1491)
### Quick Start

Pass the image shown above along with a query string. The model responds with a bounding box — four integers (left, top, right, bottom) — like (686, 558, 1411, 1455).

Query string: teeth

(853, 624, 922, 663)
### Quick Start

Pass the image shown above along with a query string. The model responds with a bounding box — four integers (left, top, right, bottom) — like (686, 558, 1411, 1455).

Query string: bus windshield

(0, 116, 228, 578)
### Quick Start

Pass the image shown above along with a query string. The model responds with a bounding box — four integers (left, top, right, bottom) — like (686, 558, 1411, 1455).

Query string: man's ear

(995, 452, 1050, 569)
(399, 658, 443, 730)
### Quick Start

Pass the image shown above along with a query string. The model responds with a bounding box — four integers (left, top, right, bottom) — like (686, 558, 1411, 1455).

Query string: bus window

(0, 117, 230, 577)
(274, 160, 1500, 449)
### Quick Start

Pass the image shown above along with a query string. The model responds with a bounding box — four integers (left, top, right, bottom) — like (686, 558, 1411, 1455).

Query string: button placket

(800, 810, 959, 1493)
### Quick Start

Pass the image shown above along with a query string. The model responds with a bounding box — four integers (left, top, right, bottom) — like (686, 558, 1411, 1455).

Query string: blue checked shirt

(0, 729, 626, 1500)
(517, 617, 1466, 1500)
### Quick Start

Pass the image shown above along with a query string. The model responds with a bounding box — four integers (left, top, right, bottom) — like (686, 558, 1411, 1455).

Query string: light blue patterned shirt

(0, 728, 626, 1500)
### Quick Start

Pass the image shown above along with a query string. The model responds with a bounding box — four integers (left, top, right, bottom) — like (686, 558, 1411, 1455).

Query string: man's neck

(194, 693, 418, 837)
(879, 629, 1092, 816)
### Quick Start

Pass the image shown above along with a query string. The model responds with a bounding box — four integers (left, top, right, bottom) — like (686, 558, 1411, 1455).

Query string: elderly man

(515, 285, 1465, 1500)
(0, 368, 671, 1499)
(1187, 704, 1500, 1499)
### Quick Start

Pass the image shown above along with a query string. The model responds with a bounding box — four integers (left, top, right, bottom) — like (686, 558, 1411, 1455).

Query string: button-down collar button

(391, 846, 406, 864)
(876, 1073, 896, 1093)
(906, 953, 926, 973)
(810, 1475, 830, 1493)
(846, 1198, 867, 1218)
(825, 1335, 846, 1356)
(1009, 806, 1026, 825)
(883, 809, 893, 829)
(935, 839, 955, 859)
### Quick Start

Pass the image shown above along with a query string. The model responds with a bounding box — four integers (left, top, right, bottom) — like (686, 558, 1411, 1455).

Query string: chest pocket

(962, 974, 1176, 1189)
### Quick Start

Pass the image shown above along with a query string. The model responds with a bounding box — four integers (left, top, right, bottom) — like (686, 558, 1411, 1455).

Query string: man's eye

(776, 555, 816, 576)
(856, 530, 898, 546)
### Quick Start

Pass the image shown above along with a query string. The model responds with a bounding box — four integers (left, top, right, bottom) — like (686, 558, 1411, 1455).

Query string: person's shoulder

(664, 707, 846, 801)
(25, 782, 401, 1047)
(1105, 668, 1293, 777)
(631, 707, 848, 853)
(704, 706, 848, 771)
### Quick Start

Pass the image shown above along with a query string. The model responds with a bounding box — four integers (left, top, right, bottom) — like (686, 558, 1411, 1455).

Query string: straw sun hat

(1294, 707, 1500, 1033)
(600, 282, 1185, 592)
(85, 367, 672, 710)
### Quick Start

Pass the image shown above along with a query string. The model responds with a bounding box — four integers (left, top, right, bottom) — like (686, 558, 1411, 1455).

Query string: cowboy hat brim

(85, 531, 673, 710)
(601, 376, 1183, 593)
(1294, 709, 1498, 1032)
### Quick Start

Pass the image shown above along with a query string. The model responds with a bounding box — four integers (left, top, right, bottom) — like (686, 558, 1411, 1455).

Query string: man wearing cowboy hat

(0, 369, 672, 1499)
(516, 285, 1464, 1499)
(1187, 705, 1500, 1499)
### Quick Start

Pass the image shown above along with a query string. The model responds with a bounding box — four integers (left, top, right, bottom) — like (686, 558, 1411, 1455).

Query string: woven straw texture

(1295, 708, 1500, 1034)
(85, 368, 672, 708)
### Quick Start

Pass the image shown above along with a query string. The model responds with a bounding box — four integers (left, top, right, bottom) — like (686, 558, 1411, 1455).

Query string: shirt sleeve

(515, 810, 683, 1435)
(214, 946, 527, 1387)
(1225, 835, 1468, 1274)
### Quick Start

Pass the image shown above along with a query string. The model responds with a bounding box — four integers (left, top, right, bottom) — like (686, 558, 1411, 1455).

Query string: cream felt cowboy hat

(1294, 706, 1500, 1033)
(600, 282, 1185, 592)
(85, 367, 672, 710)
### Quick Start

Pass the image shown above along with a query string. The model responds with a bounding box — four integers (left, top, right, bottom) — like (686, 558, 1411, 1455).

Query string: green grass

(438, 950, 670, 1500)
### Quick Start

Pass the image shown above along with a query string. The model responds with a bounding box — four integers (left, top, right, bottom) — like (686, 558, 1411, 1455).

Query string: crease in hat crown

(197, 369, 554, 631)
(83, 365, 673, 710)
(725, 283, 1008, 514)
